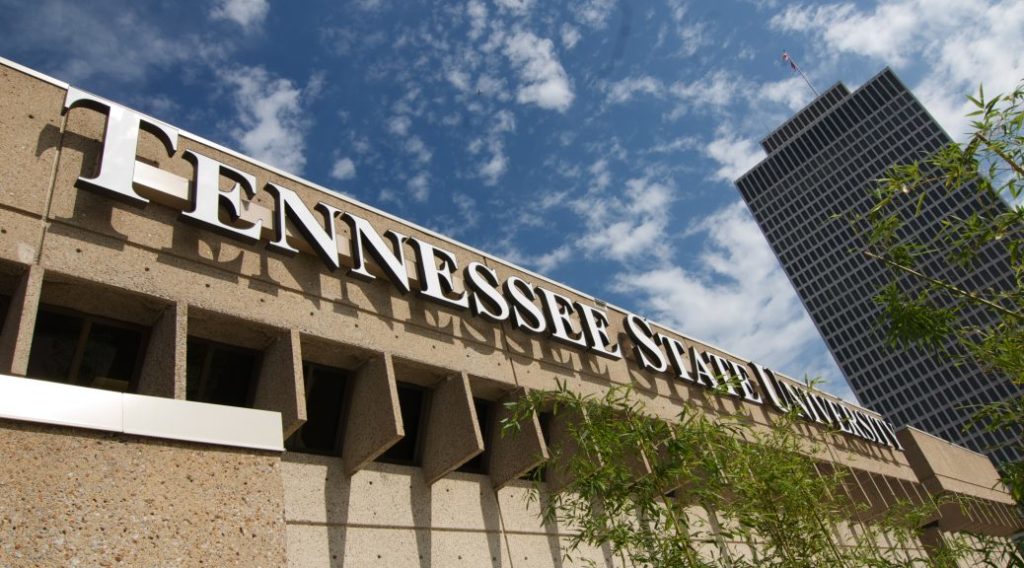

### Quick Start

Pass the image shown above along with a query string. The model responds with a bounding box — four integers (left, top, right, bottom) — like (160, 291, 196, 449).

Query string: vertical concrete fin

(253, 328, 306, 438)
(489, 388, 548, 490)
(0, 265, 43, 375)
(137, 301, 186, 399)
(343, 352, 403, 476)
(422, 372, 484, 485)
(546, 410, 584, 493)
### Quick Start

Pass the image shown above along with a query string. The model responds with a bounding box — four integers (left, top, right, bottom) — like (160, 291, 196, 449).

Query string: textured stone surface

(254, 328, 306, 437)
(898, 427, 1011, 503)
(422, 372, 484, 484)
(343, 353, 402, 475)
(0, 65, 64, 217)
(137, 301, 186, 398)
(0, 265, 42, 375)
(488, 389, 547, 489)
(0, 419, 286, 567)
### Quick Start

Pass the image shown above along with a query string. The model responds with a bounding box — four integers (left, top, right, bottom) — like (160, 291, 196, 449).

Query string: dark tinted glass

(27, 309, 80, 382)
(79, 322, 143, 392)
(27, 308, 146, 392)
(376, 383, 427, 465)
(286, 363, 348, 455)
(0, 295, 9, 335)
(186, 338, 259, 407)
(456, 398, 492, 474)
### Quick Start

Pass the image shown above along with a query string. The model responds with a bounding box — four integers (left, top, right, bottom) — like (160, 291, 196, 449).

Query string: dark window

(186, 338, 260, 407)
(376, 383, 429, 466)
(457, 398, 494, 474)
(286, 362, 350, 455)
(0, 294, 9, 334)
(27, 306, 146, 392)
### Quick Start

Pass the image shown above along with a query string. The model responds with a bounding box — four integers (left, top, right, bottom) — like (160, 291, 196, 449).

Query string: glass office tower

(736, 68, 1020, 465)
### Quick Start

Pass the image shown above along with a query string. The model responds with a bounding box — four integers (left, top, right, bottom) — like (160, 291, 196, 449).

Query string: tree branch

(863, 250, 1021, 319)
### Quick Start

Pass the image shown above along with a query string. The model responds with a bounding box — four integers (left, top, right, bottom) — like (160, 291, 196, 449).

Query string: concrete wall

(0, 419, 285, 567)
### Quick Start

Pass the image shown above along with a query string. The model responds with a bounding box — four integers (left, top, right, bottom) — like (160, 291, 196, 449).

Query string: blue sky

(2, 0, 1022, 403)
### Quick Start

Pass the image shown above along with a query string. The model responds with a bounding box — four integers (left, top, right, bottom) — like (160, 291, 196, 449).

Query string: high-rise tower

(736, 68, 1020, 464)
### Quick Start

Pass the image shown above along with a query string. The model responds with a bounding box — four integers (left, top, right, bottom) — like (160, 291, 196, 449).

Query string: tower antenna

(782, 51, 820, 97)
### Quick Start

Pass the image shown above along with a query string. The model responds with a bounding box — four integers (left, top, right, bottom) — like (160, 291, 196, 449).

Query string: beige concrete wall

(0, 418, 285, 567)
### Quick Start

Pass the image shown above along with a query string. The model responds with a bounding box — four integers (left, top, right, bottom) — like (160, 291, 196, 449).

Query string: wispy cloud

(478, 109, 516, 185)
(771, 0, 1024, 137)
(221, 66, 312, 174)
(407, 172, 430, 201)
(1, 0, 204, 84)
(504, 31, 575, 112)
(561, 23, 581, 49)
(703, 128, 765, 183)
(668, 70, 744, 118)
(606, 76, 664, 104)
(572, 0, 618, 29)
(666, 0, 709, 57)
(575, 177, 675, 263)
(210, 0, 269, 32)
(611, 202, 838, 391)
(330, 157, 357, 181)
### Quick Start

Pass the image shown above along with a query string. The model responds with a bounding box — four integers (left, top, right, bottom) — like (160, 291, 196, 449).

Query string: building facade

(0, 58, 1020, 567)
(735, 69, 1021, 465)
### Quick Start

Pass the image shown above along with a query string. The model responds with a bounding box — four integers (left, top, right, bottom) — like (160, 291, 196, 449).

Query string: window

(457, 398, 495, 474)
(376, 382, 430, 466)
(286, 362, 350, 455)
(27, 306, 146, 392)
(0, 294, 9, 333)
(186, 337, 260, 407)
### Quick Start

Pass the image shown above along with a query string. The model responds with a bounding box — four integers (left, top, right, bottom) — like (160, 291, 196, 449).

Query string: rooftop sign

(61, 87, 902, 450)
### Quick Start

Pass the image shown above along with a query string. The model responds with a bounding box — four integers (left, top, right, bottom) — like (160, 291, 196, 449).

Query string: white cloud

(210, 0, 268, 32)
(668, 70, 746, 118)
(466, 0, 488, 40)
(491, 242, 574, 274)
(388, 115, 412, 136)
(477, 110, 516, 185)
(405, 136, 433, 165)
(504, 32, 575, 112)
(758, 76, 812, 111)
(533, 245, 573, 274)
(704, 129, 765, 183)
(221, 66, 310, 174)
(3, 1, 198, 84)
(354, 0, 387, 11)
(561, 24, 582, 49)
(575, 177, 674, 262)
(447, 69, 472, 92)
(645, 136, 701, 155)
(611, 202, 841, 391)
(607, 76, 664, 104)
(407, 172, 430, 201)
(475, 74, 510, 99)
(572, 0, 618, 29)
(480, 152, 508, 185)
(771, 0, 1024, 137)
(330, 157, 357, 181)
(452, 193, 479, 230)
(667, 0, 709, 57)
(589, 159, 611, 191)
(495, 0, 535, 14)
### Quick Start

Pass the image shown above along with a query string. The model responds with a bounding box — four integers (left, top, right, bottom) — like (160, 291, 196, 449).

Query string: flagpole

(782, 51, 819, 97)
